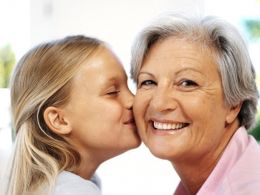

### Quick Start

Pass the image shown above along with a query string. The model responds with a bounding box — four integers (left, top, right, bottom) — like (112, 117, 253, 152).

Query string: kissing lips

(124, 118, 135, 125)
(123, 118, 138, 131)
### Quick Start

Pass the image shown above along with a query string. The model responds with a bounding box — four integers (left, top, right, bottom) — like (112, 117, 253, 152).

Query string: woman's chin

(145, 143, 179, 161)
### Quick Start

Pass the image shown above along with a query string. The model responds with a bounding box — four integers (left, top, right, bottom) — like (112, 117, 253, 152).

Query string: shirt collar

(174, 126, 249, 195)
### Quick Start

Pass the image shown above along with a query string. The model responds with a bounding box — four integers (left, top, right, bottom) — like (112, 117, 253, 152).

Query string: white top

(52, 171, 101, 195)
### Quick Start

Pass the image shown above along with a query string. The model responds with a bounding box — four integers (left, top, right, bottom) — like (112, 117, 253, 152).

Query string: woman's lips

(153, 121, 189, 131)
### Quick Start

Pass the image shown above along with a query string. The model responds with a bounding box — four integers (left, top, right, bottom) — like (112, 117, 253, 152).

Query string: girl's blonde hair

(5, 35, 103, 195)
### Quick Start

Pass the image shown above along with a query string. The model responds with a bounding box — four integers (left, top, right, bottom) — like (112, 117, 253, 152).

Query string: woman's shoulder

(52, 171, 101, 195)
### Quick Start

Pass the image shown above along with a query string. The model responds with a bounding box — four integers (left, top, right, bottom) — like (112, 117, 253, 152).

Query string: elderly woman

(131, 14, 260, 195)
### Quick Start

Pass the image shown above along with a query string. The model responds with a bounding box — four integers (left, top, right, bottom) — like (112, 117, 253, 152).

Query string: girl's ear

(43, 106, 72, 135)
(225, 102, 242, 125)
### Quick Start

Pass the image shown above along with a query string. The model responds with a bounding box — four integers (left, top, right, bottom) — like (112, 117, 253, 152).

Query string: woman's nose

(149, 86, 177, 113)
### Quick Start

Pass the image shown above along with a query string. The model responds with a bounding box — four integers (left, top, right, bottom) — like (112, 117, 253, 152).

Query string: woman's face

(63, 47, 140, 159)
(134, 37, 239, 163)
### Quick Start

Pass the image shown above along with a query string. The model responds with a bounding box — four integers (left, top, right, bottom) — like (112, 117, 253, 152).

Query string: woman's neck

(172, 121, 240, 194)
(173, 156, 218, 194)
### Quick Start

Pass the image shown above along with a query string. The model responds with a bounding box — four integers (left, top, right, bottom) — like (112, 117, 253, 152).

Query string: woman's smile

(150, 119, 189, 133)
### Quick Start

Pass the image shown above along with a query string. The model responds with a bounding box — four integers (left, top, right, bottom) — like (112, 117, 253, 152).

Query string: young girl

(4, 35, 140, 195)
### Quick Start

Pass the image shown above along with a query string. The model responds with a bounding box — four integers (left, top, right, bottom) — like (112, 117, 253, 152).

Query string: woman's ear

(226, 102, 242, 124)
(43, 106, 72, 135)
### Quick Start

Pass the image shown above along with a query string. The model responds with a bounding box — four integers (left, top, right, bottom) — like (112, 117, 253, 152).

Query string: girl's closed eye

(107, 90, 120, 96)
(105, 85, 120, 96)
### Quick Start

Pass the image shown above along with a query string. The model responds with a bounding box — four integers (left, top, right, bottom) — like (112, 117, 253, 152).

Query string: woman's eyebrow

(138, 68, 204, 77)
(175, 67, 206, 77)
(138, 71, 155, 77)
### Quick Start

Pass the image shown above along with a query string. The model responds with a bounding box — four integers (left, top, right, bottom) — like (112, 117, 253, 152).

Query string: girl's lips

(123, 118, 135, 125)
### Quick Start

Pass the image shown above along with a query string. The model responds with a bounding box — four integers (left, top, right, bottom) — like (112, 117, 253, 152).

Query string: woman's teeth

(153, 121, 187, 130)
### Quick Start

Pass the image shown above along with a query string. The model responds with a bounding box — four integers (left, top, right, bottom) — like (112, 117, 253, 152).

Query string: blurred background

(0, 0, 260, 194)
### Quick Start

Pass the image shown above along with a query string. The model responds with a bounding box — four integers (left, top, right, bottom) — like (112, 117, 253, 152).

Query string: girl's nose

(125, 89, 134, 110)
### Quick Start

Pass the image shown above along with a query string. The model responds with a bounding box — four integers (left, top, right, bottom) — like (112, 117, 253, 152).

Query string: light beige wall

(30, 0, 205, 67)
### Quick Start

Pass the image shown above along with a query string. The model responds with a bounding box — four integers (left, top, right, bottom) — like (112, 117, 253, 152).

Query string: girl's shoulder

(52, 171, 101, 195)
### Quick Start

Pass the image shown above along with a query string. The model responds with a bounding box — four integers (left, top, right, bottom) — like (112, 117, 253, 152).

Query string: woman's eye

(179, 80, 198, 87)
(139, 80, 156, 88)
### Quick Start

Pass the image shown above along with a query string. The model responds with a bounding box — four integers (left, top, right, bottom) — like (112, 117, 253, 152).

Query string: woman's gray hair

(130, 13, 259, 130)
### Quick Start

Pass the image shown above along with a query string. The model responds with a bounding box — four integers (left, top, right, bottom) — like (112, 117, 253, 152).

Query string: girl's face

(63, 47, 141, 160)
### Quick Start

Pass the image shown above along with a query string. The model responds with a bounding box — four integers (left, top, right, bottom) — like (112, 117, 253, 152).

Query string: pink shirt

(174, 126, 260, 195)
